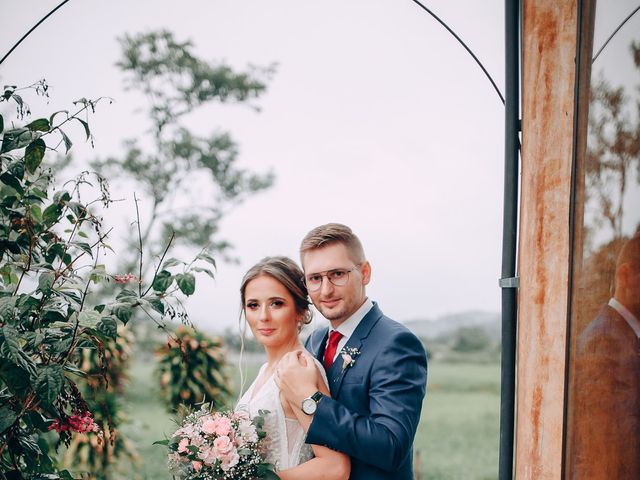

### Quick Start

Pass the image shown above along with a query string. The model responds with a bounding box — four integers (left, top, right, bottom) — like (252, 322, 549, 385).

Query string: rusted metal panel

(516, 1, 578, 478)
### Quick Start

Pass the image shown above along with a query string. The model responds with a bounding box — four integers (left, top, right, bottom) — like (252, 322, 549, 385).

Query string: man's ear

(361, 261, 372, 286)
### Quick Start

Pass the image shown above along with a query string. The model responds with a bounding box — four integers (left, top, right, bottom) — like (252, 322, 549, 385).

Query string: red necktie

(324, 331, 343, 370)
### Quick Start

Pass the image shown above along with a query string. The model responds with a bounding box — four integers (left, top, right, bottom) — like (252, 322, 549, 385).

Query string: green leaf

(0, 363, 32, 397)
(75, 338, 95, 349)
(8, 159, 25, 179)
(35, 364, 64, 407)
(53, 190, 71, 204)
(192, 266, 215, 279)
(38, 271, 55, 291)
(112, 303, 133, 324)
(17, 431, 42, 455)
(49, 110, 69, 125)
(162, 257, 183, 268)
(58, 470, 75, 480)
(0, 172, 24, 194)
(59, 129, 72, 153)
(0, 113, 3, 133)
(0, 127, 40, 153)
(0, 296, 16, 321)
(148, 297, 165, 315)
(74, 118, 91, 140)
(25, 138, 46, 173)
(26, 118, 50, 132)
(74, 241, 93, 257)
(97, 316, 117, 339)
(29, 204, 42, 222)
(176, 273, 195, 296)
(0, 405, 17, 433)
(67, 201, 86, 219)
(196, 251, 217, 268)
(152, 270, 173, 293)
(42, 203, 62, 225)
(24, 411, 49, 431)
(51, 337, 73, 355)
(152, 439, 170, 446)
(0, 325, 20, 357)
(78, 310, 101, 327)
(90, 265, 108, 284)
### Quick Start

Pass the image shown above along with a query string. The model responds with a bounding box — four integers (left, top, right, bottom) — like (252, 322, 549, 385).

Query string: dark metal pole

(499, 0, 521, 479)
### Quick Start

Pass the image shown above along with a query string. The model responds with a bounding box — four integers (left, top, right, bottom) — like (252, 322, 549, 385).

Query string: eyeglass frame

(301, 264, 362, 292)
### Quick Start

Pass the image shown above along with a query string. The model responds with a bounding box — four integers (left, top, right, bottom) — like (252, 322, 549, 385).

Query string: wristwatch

(301, 391, 324, 415)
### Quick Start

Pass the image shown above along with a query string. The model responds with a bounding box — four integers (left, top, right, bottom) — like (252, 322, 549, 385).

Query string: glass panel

(567, 1, 640, 478)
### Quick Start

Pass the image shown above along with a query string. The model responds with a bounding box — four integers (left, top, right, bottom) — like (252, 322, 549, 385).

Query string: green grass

(118, 355, 500, 479)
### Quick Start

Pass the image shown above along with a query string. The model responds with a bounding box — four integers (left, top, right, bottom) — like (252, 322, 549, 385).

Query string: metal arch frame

(0, 0, 71, 66)
(0, 1, 525, 479)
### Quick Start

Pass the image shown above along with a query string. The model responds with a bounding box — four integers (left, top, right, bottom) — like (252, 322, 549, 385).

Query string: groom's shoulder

(305, 324, 328, 345)
(371, 310, 423, 346)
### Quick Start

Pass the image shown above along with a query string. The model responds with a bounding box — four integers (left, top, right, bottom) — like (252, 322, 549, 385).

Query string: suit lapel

(308, 327, 329, 363)
(329, 303, 383, 397)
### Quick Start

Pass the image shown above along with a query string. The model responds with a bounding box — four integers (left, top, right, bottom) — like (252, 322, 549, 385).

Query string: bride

(237, 256, 350, 479)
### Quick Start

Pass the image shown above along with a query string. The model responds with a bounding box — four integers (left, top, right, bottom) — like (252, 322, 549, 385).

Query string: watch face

(302, 397, 317, 415)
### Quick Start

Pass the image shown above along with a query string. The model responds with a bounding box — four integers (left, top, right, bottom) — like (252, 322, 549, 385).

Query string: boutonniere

(335, 346, 361, 383)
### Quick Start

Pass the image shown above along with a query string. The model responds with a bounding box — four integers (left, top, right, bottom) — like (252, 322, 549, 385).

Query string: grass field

(117, 355, 500, 479)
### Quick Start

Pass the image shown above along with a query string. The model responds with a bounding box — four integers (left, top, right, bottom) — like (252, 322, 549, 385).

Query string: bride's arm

(284, 364, 330, 433)
(278, 390, 350, 480)
(277, 446, 350, 480)
(277, 358, 350, 480)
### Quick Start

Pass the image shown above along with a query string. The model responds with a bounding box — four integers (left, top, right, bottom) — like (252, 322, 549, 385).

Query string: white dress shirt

(609, 297, 640, 338)
(326, 297, 374, 363)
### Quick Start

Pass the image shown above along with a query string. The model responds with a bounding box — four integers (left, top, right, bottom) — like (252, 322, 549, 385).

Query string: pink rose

(213, 416, 232, 436)
(201, 418, 217, 435)
(213, 435, 234, 455)
(192, 461, 203, 471)
(177, 438, 189, 453)
(233, 410, 250, 421)
(342, 353, 353, 367)
(220, 451, 240, 471)
(197, 445, 218, 466)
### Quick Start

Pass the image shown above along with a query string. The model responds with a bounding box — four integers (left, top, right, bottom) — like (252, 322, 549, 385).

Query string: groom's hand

(275, 350, 318, 407)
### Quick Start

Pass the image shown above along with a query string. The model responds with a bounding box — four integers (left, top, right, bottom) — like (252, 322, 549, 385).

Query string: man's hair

(300, 223, 366, 264)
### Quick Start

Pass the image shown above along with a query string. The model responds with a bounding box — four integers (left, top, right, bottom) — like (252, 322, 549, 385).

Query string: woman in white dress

(236, 256, 350, 480)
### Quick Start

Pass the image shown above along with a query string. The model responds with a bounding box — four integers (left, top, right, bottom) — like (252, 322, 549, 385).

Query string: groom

(277, 223, 428, 479)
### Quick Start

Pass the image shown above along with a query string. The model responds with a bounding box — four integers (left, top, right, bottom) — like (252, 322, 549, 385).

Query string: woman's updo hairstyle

(240, 256, 313, 326)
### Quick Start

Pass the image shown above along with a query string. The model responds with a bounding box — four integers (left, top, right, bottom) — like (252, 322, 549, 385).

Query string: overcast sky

(1, 1, 637, 333)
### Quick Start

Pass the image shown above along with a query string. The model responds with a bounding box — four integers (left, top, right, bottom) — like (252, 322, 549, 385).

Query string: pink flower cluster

(49, 411, 100, 434)
(166, 407, 269, 479)
(113, 273, 139, 284)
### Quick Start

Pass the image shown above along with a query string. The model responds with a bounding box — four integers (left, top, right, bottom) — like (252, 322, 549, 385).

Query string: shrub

(156, 326, 231, 411)
(0, 83, 214, 478)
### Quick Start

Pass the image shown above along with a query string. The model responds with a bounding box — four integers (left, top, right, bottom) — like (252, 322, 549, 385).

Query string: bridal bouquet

(157, 405, 278, 479)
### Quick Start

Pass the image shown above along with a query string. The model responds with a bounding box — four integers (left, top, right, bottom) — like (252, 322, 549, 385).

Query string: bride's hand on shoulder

(275, 350, 318, 405)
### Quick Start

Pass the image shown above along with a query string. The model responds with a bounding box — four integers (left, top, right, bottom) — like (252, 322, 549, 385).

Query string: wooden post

(516, 0, 579, 478)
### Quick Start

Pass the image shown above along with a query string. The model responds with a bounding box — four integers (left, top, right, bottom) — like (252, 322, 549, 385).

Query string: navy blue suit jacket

(304, 303, 428, 480)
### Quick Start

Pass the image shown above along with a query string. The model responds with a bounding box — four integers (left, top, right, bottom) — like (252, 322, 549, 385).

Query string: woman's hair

(240, 256, 313, 326)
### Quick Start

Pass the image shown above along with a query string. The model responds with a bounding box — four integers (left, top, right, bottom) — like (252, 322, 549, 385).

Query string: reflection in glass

(567, 2, 640, 479)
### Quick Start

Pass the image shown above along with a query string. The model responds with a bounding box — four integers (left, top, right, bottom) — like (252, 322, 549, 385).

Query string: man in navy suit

(570, 233, 640, 479)
(277, 223, 428, 479)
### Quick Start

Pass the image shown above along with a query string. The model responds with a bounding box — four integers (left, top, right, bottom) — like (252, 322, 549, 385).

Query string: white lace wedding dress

(236, 356, 328, 471)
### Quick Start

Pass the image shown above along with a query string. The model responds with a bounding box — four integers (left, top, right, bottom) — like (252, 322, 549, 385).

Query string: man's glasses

(302, 265, 360, 292)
